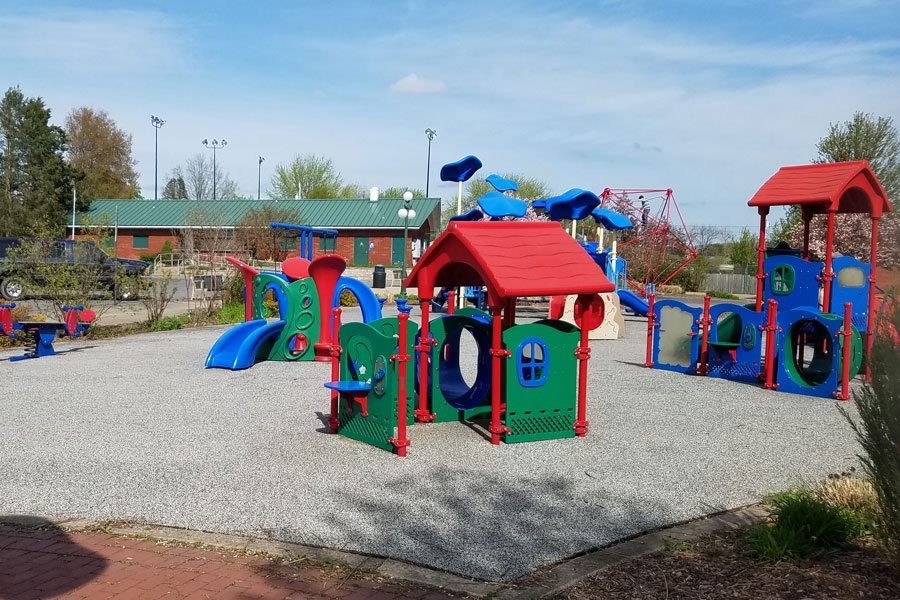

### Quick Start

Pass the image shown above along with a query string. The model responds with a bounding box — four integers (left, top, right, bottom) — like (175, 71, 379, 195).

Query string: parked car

(0, 237, 150, 301)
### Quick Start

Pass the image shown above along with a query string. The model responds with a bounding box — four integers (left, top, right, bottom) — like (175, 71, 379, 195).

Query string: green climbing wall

(338, 318, 418, 452)
(502, 320, 579, 443)
(251, 274, 320, 362)
(427, 315, 493, 424)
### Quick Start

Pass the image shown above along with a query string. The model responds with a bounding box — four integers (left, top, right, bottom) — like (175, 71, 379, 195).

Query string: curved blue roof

(531, 199, 546, 211)
(544, 188, 601, 221)
(477, 191, 528, 218)
(440, 155, 483, 183)
(485, 174, 518, 192)
(449, 207, 485, 222)
(590, 208, 634, 230)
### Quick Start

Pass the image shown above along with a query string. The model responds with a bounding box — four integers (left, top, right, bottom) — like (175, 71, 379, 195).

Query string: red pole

(764, 299, 778, 390)
(822, 212, 836, 314)
(225, 257, 260, 322)
(447, 290, 456, 315)
(834, 302, 852, 401)
(488, 303, 509, 445)
(645, 292, 656, 367)
(328, 308, 342, 434)
(390, 312, 411, 456)
(866, 217, 879, 382)
(698, 295, 711, 376)
(414, 299, 435, 423)
(755, 208, 768, 312)
(573, 295, 591, 437)
(504, 298, 516, 329)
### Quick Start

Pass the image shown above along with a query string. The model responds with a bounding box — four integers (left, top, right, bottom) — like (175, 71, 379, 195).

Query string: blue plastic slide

(333, 277, 383, 324)
(617, 289, 650, 317)
(205, 319, 286, 370)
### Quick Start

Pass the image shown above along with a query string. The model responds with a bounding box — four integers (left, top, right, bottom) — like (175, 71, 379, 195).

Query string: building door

(391, 236, 405, 266)
(353, 236, 369, 265)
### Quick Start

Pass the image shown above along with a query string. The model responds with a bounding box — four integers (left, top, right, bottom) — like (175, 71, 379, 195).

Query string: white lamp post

(398, 191, 416, 295)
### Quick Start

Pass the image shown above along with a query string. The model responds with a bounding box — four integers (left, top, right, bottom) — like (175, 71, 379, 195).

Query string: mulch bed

(562, 530, 900, 600)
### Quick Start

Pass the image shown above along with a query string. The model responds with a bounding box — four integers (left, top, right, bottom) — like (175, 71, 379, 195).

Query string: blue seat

(324, 381, 372, 393)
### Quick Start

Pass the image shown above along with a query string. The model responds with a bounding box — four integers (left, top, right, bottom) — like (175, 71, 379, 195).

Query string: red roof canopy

(404, 221, 614, 303)
(748, 161, 892, 218)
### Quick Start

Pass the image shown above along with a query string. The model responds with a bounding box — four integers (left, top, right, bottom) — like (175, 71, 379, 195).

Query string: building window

(104, 238, 115, 248)
(516, 337, 549, 388)
(279, 236, 297, 251)
(771, 264, 794, 295)
(132, 235, 149, 249)
(319, 236, 336, 251)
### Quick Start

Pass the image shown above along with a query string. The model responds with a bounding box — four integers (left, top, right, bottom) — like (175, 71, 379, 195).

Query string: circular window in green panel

(296, 312, 315, 330)
(298, 281, 308, 294)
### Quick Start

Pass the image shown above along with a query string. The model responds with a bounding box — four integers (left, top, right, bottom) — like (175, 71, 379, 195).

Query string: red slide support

(834, 302, 852, 401)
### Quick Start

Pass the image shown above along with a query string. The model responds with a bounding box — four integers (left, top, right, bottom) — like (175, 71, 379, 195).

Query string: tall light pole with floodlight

(258, 156, 265, 200)
(425, 128, 436, 197)
(398, 191, 416, 295)
(201, 138, 227, 200)
(151, 115, 165, 200)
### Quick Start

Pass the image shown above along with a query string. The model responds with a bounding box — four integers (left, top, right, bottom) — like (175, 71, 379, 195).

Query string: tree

(0, 87, 75, 236)
(64, 107, 139, 201)
(379, 187, 425, 198)
(234, 204, 304, 261)
(727, 228, 756, 268)
(268, 154, 345, 199)
(168, 154, 239, 200)
(162, 175, 188, 200)
(785, 112, 900, 268)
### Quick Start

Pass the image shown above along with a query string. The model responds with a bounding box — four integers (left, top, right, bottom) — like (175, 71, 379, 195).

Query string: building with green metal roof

(74, 197, 442, 266)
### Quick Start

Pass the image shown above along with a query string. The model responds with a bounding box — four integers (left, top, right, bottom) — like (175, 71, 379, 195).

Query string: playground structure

(325, 220, 614, 455)
(205, 224, 383, 370)
(646, 161, 892, 399)
(1, 304, 95, 361)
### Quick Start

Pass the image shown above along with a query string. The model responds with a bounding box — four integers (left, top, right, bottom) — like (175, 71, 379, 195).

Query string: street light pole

(425, 128, 436, 197)
(398, 191, 416, 295)
(201, 138, 227, 200)
(258, 156, 265, 200)
(151, 116, 165, 200)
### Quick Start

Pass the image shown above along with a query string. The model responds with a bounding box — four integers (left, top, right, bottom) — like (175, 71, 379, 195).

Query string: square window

(280, 236, 297, 251)
(319, 236, 336, 251)
(132, 235, 149, 249)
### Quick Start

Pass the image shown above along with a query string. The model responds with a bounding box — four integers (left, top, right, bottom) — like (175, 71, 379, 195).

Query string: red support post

(328, 308, 342, 434)
(645, 292, 657, 367)
(754, 208, 768, 312)
(389, 312, 412, 456)
(414, 299, 436, 423)
(225, 257, 260, 322)
(698, 295, 711, 376)
(763, 299, 779, 390)
(573, 295, 591, 437)
(866, 217, 879, 382)
(488, 303, 510, 445)
(822, 212, 836, 313)
(833, 302, 852, 402)
(504, 298, 516, 329)
(447, 290, 456, 315)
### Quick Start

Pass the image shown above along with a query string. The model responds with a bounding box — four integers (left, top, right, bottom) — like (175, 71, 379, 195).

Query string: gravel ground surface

(0, 307, 861, 581)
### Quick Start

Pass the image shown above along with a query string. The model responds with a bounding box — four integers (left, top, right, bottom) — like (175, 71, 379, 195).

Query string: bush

(339, 289, 359, 307)
(747, 488, 863, 560)
(216, 302, 246, 325)
(706, 290, 740, 300)
(148, 314, 189, 332)
(223, 272, 246, 305)
(842, 299, 900, 564)
(670, 256, 709, 292)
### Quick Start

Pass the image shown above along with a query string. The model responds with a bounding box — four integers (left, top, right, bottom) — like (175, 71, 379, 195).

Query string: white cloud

(390, 73, 447, 94)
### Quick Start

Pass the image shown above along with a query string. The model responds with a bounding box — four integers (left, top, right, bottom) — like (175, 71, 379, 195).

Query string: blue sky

(2, 0, 898, 227)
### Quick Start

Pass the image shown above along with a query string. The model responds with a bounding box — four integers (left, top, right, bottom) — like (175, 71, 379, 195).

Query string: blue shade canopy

(544, 188, 601, 220)
(531, 199, 546, 211)
(440, 155, 483, 183)
(477, 191, 528, 218)
(590, 207, 634, 230)
(485, 173, 518, 192)
(449, 207, 485, 222)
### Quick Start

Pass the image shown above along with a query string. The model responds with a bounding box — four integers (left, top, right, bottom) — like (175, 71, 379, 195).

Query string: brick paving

(0, 524, 462, 600)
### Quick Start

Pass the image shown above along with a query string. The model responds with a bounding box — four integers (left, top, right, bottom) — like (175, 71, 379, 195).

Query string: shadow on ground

(0, 515, 107, 599)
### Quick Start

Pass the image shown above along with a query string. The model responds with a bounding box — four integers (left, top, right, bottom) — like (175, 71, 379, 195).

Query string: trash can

(372, 265, 386, 288)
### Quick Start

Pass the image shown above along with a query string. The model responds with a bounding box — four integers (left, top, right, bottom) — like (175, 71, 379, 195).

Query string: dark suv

(0, 237, 150, 301)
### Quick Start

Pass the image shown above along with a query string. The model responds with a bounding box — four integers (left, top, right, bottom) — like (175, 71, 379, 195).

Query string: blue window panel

(516, 337, 549, 388)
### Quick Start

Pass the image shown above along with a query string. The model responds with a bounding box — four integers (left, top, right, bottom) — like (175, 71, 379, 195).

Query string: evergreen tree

(162, 175, 188, 200)
(0, 87, 75, 236)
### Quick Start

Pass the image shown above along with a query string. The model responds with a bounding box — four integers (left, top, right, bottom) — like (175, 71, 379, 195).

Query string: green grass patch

(216, 302, 246, 325)
(149, 315, 190, 332)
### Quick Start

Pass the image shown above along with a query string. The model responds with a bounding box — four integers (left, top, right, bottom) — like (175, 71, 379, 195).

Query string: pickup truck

(0, 237, 150, 301)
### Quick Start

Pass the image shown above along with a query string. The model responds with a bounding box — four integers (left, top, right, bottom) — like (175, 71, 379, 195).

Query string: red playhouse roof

(748, 161, 892, 218)
(404, 221, 614, 303)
